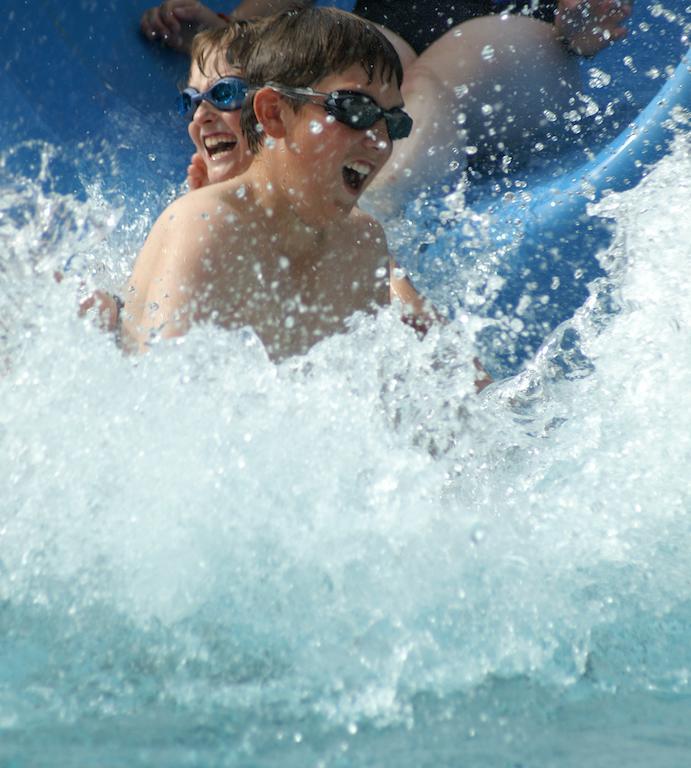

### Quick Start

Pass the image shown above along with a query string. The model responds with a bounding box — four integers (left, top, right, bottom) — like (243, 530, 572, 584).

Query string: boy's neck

(242, 156, 336, 248)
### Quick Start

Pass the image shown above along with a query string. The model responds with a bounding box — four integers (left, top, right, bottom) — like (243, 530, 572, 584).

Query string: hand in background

(79, 291, 121, 333)
(140, 0, 226, 53)
(555, 0, 632, 56)
(186, 152, 210, 190)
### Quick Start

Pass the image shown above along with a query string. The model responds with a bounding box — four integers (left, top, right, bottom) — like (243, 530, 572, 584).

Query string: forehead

(188, 52, 242, 90)
(314, 63, 402, 108)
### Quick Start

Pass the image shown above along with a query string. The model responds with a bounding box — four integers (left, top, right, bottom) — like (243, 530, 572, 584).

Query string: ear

(252, 87, 288, 141)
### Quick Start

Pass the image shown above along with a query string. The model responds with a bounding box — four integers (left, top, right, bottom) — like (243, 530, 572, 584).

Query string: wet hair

(188, 20, 259, 82)
(240, 5, 404, 154)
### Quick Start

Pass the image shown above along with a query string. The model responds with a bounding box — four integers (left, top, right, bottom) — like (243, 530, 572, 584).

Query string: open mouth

(203, 135, 238, 159)
(342, 161, 372, 194)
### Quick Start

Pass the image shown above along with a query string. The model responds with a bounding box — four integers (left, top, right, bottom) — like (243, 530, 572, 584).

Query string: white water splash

(1, 131, 690, 764)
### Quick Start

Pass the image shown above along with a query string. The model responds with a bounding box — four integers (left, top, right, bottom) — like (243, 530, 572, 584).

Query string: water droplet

(481, 103, 493, 116)
(309, 120, 324, 134)
(481, 45, 495, 61)
(588, 67, 612, 88)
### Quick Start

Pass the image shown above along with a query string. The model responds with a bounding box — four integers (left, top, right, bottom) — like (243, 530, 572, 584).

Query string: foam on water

(1, 129, 691, 765)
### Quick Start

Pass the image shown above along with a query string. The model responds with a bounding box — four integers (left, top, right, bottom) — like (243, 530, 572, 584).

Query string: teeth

(204, 136, 236, 151)
(344, 161, 371, 177)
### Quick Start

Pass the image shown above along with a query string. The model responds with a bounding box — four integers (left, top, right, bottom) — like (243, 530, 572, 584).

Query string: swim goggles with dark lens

(177, 76, 248, 118)
(265, 83, 413, 141)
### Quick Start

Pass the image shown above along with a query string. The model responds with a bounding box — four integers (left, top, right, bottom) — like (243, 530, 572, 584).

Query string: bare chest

(208, 235, 387, 359)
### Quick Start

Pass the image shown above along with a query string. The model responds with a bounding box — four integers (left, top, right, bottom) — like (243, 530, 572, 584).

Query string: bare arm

(389, 259, 492, 391)
(554, 0, 632, 56)
(389, 257, 435, 332)
(140, 0, 226, 52)
(230, 0, 313, 18)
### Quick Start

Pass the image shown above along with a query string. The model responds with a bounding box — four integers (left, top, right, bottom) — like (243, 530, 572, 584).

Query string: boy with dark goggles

(177, 76, 248, 117)
(264, 83, 413, 141)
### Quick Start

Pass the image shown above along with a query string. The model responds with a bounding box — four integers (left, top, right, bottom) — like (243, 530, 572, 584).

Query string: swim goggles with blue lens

(264, 83, 413, 141)
(177, 76, 248, 118)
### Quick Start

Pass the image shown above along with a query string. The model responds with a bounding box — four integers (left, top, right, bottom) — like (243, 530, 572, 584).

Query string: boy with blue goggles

(122, 7, 431, 361)
(177, 75, 248, 117)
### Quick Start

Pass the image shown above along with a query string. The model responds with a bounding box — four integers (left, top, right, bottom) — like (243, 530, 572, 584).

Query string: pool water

(1, 125, 691, 766)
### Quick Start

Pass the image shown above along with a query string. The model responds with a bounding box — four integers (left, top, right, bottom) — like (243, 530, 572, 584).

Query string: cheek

(220, 110, 243, 136)
(187, 123, 203, 153)
(302, 120, 350, 159)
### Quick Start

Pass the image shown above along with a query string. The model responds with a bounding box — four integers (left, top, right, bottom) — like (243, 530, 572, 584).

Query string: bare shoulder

(135, 184, 247, 280)
(123, 184, 250, 350)
(348, 207, 388, 251)
(151, 183, 242, 242)
(126, 183, 247, 311)
(350, 208, 386, 247)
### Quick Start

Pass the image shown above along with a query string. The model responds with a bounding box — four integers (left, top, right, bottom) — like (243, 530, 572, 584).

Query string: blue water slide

(1, 0, 688, 371)
(411, 2, 689, 370)
(0, 0, 352, 199)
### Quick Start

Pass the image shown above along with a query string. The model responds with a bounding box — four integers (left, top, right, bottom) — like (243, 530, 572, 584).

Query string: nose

(192, 100, 216, 125)
(363, 119, 391, 153)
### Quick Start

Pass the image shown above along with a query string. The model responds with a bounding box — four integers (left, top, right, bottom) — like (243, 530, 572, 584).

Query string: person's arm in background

(229, 0, 313, 18)
(140, 0, 316, 52)
(554, 0, 632, 56)
(140, 0, 226, 52)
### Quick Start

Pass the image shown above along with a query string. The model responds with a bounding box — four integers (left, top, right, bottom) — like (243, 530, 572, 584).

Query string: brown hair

(240, 5, 404, 154)
(188, 20, 259, 81)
